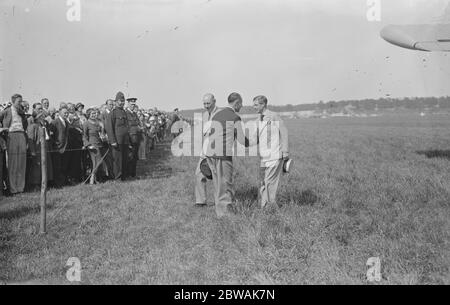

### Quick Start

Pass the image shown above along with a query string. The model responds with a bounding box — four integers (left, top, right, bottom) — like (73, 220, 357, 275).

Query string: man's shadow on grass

(416, 150, 450, 160)
(235, 186, 319, 208)
(0, 205, 41, 221)
(278, 188, 319, 206)
(0, 198, 60, 221)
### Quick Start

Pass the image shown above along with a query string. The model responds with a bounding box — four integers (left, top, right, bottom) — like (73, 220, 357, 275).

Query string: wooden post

(39, 127, 47, 234)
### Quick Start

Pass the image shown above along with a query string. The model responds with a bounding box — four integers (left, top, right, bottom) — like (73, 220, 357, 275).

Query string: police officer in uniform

(106, 92, 130, 181)
(126, 97, 141, 178)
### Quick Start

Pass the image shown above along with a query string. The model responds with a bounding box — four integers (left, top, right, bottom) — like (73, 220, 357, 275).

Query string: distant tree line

(240, 96, 450, 114)
(180, 96, 450, 117)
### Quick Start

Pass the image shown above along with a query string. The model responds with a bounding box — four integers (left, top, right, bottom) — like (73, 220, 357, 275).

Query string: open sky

(1, 0, 450, 110)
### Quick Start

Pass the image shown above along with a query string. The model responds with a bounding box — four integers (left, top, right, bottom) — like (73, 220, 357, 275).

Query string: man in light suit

(194, 93, 220, 207)
(0, 94, 28, 194)
(252, 95, 289, 208)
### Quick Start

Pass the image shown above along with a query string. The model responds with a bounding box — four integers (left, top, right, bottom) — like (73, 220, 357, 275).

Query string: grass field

(1, 113, 449, 285)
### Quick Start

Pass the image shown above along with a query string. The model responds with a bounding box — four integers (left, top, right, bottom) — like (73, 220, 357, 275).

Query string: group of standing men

(104, 91, 147, 180)
(0, 91, 171, 197)
(194, 92, 290, 218)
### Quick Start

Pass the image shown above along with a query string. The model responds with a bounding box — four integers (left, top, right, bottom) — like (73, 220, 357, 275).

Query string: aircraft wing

(380, 24, 450, 52)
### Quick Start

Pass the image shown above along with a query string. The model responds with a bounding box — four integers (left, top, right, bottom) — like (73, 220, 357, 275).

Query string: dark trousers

(128, 143, 140, 178)
(67, 150, 82, 182)
(112, 144, 129, 181)
(52, 151, 69, 187)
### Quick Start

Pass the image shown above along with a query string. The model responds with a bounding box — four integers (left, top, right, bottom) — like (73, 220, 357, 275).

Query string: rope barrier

(80, 148, 110, 185)
(1, 143, 146, 155)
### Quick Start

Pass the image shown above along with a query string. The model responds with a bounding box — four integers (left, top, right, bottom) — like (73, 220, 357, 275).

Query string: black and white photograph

(0, 0, 449, 290)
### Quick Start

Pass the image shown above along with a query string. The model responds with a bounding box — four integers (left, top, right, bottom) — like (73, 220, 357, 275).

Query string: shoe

(193, 203, 207, 208)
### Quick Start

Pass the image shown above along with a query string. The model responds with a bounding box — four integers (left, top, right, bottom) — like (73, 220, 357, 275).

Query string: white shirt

(200, 106, 220, 158)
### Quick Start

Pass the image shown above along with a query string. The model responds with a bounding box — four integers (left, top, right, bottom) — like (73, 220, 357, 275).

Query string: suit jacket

(202, 106, 220, 136)
(257, 109, 289, 165)
(205, 107, 249, 160)
(199, 106, 220, 158)
(0, 106, 28, 132)
(100, 109, 111, 126)
(106, 107, 130, 145)
(51, 117, 69, 153)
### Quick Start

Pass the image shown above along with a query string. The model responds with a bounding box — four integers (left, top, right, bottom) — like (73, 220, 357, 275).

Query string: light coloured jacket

(200, 106, 220, 158)
(257, 109, 289, 166)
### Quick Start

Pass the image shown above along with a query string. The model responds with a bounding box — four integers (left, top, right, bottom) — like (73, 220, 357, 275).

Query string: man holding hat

(106, 92, 130, 181)
(252, 95, 290, 208)
(126, 97, 141, 178)
(194, 93, 220, 207)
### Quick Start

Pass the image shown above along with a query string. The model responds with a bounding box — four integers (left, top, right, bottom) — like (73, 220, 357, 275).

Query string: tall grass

(1, 114, 449, 284)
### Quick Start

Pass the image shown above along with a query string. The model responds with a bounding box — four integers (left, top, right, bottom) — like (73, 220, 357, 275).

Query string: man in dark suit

(101, 99, 115, 126)
(126, 98, 141, 178)
(106, 92, 130, 181)
(51, 107, 70, 187)
(101, 99, 115, 179)
(204, 92, 249, 218)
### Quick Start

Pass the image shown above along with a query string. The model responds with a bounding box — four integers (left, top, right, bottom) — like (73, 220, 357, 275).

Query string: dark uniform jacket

(106, 107, 130, 145)
(126, 110, 141, 145)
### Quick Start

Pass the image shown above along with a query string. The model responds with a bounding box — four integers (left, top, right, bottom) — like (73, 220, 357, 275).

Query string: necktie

(257, 114, 264, 145)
